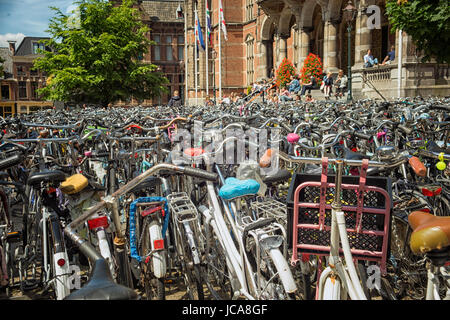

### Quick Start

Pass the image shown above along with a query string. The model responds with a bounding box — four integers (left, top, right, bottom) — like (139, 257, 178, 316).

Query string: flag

(219, 0, 227, 41)
(195, 10, 206, 51)
(206, 1, 212, 44)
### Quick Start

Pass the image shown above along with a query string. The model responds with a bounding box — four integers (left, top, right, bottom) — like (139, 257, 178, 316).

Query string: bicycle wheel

(203, 231, 233, 299)
(174, 222, 204, 300)
(139, 217, 166, 300)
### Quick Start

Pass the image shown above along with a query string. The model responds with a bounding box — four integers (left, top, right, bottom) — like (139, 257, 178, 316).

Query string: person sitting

(364, 49, 378, 68)
(222, 95, 231, 104)
(305, 94, 315, 102)
(323, 72, 333, 99)
(300, 76, 317, 96)
(205, 95, 214, 106)
(381, 45, 396, 65)
(279, 88, 293, 102)
(333, 69, 348, 99)
(288, 75, 301, 94)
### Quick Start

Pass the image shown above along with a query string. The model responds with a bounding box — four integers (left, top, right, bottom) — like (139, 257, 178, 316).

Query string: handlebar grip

(398, 124, 412, 135)
(182, 166, 218, 182)
(354, 131, 371, 140)
(259, 149, 272, 168)
(408, 156, 426, 177)
(0, 153, 24, 171)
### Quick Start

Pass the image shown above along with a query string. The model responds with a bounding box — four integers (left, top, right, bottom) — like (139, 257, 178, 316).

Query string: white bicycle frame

(316, 160, 367, 300)
(425, 262, 450, 300)
(41, 206, 70, 300)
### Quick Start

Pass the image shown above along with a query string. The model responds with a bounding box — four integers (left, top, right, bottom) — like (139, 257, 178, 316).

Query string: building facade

(0, 37, 53, 117)
(174, 0, 449, 104)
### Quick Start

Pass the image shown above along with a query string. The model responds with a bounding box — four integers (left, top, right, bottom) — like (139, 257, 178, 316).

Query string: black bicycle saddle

(65, 259, 139, 300)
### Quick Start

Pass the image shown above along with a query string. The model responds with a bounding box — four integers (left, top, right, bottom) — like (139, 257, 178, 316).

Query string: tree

(386, 0, 450, 64)
(0, 56, 4, 78)
(34, 0, 168, 106)
(300, 53, 323, 86)
(276, 58, 296, 88)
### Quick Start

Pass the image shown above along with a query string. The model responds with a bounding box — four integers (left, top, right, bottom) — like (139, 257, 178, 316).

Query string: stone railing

(361, 65, 393, 82)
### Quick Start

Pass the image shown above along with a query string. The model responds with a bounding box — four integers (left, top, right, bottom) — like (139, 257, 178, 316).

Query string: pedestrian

(168, 90, 182, 107)
(364, 49, 378, 68)
(323, 72, 333, 99)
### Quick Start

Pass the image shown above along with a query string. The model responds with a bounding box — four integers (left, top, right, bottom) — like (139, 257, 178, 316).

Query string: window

(18, 81, 27, 98)
(246, 0, 254, 21)
(178, 46, 184, 61)
(30, 68, 38, 76)
(30, 82, 38, 99)
(17, 65, 26, 76)
(32, 42, 46, 54)
(166, 36, 173, 61)
(153, 35, 161, 61)
(1, 85, 10, 100)
(246, 35, 254, 86)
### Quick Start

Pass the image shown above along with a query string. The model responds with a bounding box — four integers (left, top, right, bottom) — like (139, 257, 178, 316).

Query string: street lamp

(343, 0, 357, 102)
(212, 49, 217, 105)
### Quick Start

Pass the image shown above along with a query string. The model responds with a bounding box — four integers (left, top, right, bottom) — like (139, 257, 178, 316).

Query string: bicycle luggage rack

(166, 192, 198, 223)
(289, 158, 392, 274)
(250, 197, 287, 224)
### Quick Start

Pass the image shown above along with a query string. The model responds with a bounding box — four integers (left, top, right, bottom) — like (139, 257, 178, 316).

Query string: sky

(0, 0, 76, 47)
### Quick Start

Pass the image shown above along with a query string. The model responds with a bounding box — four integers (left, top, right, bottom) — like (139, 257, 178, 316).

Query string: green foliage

(0, 56, 4, 77)
(276, 58, 296, 88)
(300, 53, 323, 86)
(386, 0, 450, 64)
(33, 0, 168, 106)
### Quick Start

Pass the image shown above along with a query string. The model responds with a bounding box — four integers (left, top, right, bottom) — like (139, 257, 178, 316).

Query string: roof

(14, 37, 51, 56)
(141, 0, 184, 23)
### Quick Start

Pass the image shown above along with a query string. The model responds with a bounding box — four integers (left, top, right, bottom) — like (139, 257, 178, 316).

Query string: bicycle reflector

(87, 216, 109, 230)
(153, 239, 164, 251)
(421, 186, 442, 197)
(57, 258, 66, 267)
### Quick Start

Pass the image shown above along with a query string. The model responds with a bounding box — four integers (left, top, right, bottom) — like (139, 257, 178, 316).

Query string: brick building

(0, 37, 53, 117)
(176, 0, 449, 104)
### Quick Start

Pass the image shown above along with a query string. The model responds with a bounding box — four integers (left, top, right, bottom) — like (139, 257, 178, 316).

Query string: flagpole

(205, 0, 209, 97)
(218, 1, 222, 101)
(184, 0, 188, 106)
(194, 5, 198, 104)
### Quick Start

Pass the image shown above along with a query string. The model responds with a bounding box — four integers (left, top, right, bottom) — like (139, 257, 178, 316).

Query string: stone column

(354, 10, 371, 67)
(279, 34, 288, 63)
(258, 40, 270, 79)
(323, 19, 339, 74)
(298, 27, 312, 68)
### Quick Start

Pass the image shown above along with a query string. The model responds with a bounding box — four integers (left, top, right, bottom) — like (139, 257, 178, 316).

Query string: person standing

(168, 90, 182, 107)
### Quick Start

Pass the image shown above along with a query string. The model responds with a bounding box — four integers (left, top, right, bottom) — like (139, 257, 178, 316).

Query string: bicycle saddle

(65, 259, 139, 300)
(287, 133, 300, 144)
(60, 173, 89, 194)
(0, 172, 9, 180)
(408, 211, 450, 255)
(219, 177, 260, 200)
(27, 170, 67, 186)
(334, 145, 370, 161)
(262, 169, 291, 185)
